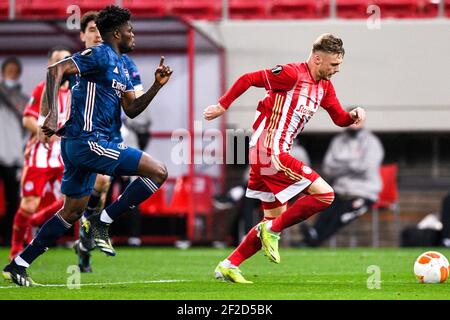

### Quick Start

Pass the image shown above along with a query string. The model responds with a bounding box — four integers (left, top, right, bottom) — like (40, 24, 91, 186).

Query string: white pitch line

(0, 279, 189, 289)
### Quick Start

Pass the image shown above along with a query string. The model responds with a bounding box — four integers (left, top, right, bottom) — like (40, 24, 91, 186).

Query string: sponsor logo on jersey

(113, 66, 119, 74)
(271, 65, 283, 75)
(295, 105, 316, 117)
(112, 79, 126, 92)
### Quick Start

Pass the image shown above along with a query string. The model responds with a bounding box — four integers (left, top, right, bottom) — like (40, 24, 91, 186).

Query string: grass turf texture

(0, 247, 449, 300)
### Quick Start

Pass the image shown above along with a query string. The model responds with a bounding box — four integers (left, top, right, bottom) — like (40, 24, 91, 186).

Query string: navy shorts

(60, 138, 143, 198)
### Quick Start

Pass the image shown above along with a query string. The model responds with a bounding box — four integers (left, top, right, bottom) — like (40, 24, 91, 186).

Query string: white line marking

(0, 279, 188, 289)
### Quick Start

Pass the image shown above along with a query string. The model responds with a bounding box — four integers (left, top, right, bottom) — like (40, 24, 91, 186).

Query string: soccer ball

(414, 251, 449, 283)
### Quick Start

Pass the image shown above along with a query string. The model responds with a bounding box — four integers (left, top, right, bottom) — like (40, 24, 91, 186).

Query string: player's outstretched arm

(41, 59, 78, 137)
(122, 56, 173, 119)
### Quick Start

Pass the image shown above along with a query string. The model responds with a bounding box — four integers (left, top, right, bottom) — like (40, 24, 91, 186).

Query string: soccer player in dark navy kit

(2, 6, 173, 286)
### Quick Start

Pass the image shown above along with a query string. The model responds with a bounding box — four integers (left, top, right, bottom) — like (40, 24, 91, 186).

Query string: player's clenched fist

(203, 103, 226, 121)
(349, 107, 366, 125)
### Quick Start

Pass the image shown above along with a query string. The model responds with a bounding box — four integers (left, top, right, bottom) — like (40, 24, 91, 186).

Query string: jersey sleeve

(262, 64, 298, 91)
(125, 79, 134, 92)
(123, 55, 143, 91)
(320, 81, 354, 127)
(70, 46, 105, 76)
(218, 64, 297, 109)
(23, 83, 44, 119)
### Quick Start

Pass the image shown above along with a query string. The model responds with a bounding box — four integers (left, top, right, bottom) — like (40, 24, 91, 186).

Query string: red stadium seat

(0, 1, 8, 20)
(168, 174, 214, 214)
(169, 0, 220, 21)
(446, 0, 450, 17)
(270, 0, 327, 19)
(19, 0, 68, 19)
(229, 0, 268, 20)
(336, 0, 369, 19)
(417, 0, 439, 18)
(374, 164, 399, 208)
(167, 174, 215, 241)
(139, 186, 169, 215)
(123, 0, 167, 18)
(77, 0, 117, 13)
(372, 0, 419, 18)
(371, 164, 401, 247)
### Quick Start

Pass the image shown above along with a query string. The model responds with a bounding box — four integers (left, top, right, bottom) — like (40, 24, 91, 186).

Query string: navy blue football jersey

(110, 54, 143, 143)
(63, 43, 134, 140)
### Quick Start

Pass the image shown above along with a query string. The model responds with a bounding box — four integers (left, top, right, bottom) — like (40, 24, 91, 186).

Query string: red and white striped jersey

(23, 80, 70, 168)
(219, 62, 353, 155)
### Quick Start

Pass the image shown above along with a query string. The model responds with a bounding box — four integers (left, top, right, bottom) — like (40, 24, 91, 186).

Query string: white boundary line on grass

(0, 279, 189, 289)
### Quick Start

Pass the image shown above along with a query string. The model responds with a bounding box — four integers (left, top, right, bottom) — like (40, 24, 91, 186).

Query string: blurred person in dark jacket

(300, 117, 384, 247)
(0, 57, 29, 245)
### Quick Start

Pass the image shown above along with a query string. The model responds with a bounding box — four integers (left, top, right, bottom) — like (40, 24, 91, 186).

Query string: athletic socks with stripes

(17, 213, 72, 266)
(102, 177, 160, 222)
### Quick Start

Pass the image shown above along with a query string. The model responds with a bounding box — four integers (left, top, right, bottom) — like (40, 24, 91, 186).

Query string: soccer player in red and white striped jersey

(9, 47, 71, 260)
(205, 33, 366, 283)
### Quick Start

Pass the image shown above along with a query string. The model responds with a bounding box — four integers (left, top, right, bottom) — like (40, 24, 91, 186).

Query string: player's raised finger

(159, 56, 165, 67)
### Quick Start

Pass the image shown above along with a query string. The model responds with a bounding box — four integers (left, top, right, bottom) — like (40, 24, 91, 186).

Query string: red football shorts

(246, 147, 320, 205)
(21, 166, 63, 198)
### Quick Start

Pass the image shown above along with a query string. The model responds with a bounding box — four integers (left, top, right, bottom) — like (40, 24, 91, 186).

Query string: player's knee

(60, 206, 85, 224)
(20, 197, 40, 214)
(154, 163, 168, 185)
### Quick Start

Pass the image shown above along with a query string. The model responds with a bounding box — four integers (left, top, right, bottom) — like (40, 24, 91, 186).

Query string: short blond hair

(312, 33, 345, 56)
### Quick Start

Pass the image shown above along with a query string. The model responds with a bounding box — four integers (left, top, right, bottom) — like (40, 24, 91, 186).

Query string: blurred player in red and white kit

(9, 46, 71, 260)
(204, 33, 365, 283)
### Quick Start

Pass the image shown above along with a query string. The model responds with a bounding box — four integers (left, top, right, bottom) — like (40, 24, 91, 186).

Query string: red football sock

(9, 208, 33, 260)
(31, 199, 64, 227)
(227, 217, 274, 267)
(270, 192, 334, 233)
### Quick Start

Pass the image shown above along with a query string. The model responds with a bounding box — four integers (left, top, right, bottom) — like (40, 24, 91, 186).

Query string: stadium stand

(228, 0, 268, 20)
(1, 0, 448, 20)
(270, 0, 328, 19)
(18, 0, 69, 19)
(169, 0, 220, 21)
(122, 0, 168, 18)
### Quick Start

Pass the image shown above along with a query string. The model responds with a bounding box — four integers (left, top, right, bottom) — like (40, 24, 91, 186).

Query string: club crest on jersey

(24, 181, 34, 192)
(302, 165, 312, 175)
(117, 143, 128, 150)
(271, 65, 283, 75)
(318, 88, 324, 100)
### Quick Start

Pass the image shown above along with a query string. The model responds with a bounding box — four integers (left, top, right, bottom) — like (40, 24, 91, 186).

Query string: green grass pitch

(1, 247, 449, 300)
